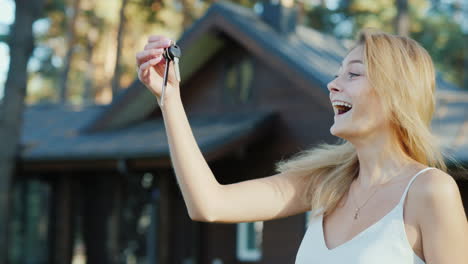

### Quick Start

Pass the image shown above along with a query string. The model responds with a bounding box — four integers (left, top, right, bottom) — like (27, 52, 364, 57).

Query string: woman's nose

(327, 79, 341, 93)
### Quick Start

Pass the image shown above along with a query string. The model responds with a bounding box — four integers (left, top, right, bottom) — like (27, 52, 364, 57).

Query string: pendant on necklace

(354, 208, 360, 220)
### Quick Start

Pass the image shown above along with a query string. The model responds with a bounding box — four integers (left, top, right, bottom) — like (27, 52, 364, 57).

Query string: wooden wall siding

(262, 215, 304, 264)
(50, 176, 76, 264)
(81, 174, 119, 264)
(158, 172, 173, 264)
(200, 222, 238, 264)
(171, 178, 202, 264)
(180, 42, 256, 115)
(251, 52, 337, 153)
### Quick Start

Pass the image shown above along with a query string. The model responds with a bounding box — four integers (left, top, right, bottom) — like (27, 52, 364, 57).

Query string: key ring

(160, 43, 182, 107)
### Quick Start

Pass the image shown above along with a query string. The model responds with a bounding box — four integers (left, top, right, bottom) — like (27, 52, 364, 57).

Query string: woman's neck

(350, 128, 418, 190)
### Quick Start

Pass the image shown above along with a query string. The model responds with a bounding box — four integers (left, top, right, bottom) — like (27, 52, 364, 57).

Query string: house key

(160, 44, 182, 106)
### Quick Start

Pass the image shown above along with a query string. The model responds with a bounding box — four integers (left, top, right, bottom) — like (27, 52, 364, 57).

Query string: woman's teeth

(332, 101, 352, 115)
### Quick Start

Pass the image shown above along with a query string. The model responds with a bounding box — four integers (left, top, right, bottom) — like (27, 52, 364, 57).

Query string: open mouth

(332, 101, 352, 115)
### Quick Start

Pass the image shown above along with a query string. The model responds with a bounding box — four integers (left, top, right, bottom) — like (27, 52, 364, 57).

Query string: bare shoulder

(410, 170, 468, 261)
(410, 167, 467, 233)
(412, 168, 468, 261)
(410, 168, 462, 212)
(411, 168, 461, 203)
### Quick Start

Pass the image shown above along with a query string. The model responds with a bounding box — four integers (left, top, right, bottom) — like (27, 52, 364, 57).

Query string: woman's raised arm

(136, 35, 311, 223)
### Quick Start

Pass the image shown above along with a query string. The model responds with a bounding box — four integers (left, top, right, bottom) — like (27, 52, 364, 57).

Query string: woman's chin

(330, 123, 340, 135)
(330, 124, 350, 139)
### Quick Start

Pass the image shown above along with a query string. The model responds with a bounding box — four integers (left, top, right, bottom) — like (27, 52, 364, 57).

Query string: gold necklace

(350, 165, 415, 220)
(351, 181, 380, 220)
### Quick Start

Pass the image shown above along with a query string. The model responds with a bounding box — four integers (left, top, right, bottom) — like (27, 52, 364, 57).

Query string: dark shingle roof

(20, 104, 277, 161)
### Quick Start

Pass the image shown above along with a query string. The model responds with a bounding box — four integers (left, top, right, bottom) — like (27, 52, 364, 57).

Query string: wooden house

(13, 1, 468, 264)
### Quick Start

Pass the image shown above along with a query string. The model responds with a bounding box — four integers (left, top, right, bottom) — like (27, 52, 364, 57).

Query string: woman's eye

(333, 72, 360, 81)
(347, 72, 360, 79)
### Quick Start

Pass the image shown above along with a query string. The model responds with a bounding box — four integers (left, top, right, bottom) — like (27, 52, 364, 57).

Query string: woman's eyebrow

(340, 60, 364, 67)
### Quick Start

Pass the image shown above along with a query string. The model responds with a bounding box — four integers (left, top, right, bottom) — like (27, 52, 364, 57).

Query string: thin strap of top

(398, 167, 436, 205)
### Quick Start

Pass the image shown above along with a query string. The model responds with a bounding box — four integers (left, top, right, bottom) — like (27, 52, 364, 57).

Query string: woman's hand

(136, 35, 180, 104)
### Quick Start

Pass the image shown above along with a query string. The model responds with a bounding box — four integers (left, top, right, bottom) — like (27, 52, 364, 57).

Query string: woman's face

(327, 45, 390, 141)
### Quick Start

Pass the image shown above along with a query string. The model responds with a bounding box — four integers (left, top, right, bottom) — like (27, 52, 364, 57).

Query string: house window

(225, 58, 254, 103)
(236, 221, 263, 262)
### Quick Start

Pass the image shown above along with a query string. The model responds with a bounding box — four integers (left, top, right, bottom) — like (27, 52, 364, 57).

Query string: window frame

(236, 221, 263, 262)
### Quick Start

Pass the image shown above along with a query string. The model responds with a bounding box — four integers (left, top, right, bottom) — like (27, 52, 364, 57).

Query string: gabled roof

(84, 1, 347, 132)
(20, 103, 277, 163)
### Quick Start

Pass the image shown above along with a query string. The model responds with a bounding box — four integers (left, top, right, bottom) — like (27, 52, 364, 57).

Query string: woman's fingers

(139, 56, 163, 72)
(138, 56, 163, 83)
(136, 35, 174, 91)
(148, 35, 167, 42)
(144, 39, 172, 50)
(136, 48, 164, 67)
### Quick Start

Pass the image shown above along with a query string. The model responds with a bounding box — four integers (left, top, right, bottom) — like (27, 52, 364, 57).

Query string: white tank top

(295, 167, 435, 264)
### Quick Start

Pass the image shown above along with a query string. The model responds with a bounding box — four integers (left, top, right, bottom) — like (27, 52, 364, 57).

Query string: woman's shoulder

(411, 168, 458, 198)
(410, 167, 463, 224)
(410, 167, 468, 260)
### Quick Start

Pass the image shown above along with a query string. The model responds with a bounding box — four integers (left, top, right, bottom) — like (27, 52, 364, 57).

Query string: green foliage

(304, 5, 337, 33)
(230, 0, 256, 8)
(21, 0, 467, 104)
(412, 9, 466, 86)
(26, 0, 186, 103)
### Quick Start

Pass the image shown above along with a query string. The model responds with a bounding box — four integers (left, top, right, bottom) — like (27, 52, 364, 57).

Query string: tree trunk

(83, 29, 97, 103)
(111, 0, 129, 100)
(58, 0, 81, 103)
(0, 0, 44, 262)
(394, 0, 409, 36)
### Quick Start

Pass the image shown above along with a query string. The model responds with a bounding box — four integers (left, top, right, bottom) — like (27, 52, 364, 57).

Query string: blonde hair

(275, 29, 448, 218)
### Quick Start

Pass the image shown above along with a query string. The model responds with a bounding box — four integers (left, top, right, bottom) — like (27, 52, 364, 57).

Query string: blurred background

(0, 0, 467, 264)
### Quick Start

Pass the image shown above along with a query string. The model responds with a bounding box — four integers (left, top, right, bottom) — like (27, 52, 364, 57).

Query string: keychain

(160, 43, 181, 106)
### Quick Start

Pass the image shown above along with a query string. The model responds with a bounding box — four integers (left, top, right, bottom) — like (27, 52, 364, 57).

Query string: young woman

(136, 29, 468, 263)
